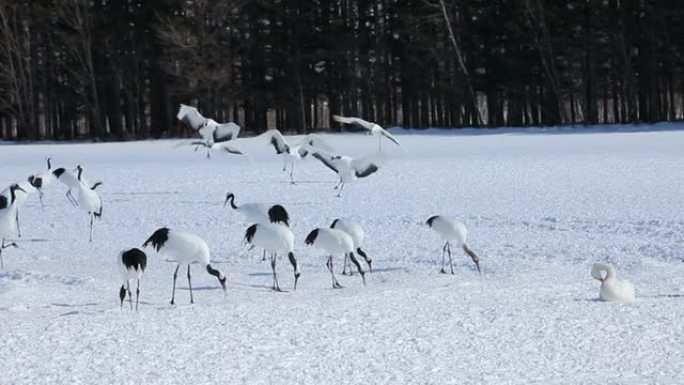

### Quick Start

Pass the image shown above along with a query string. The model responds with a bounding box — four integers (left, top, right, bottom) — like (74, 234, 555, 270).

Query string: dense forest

(1, 0, 683, 140)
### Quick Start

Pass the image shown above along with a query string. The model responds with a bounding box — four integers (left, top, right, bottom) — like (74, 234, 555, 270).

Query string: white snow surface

(1, 128, 684, 385)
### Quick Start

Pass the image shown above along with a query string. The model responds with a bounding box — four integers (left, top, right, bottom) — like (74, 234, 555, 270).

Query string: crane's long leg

(341, 253, 349, 275)
(262, 249, 267, 262)
(66, 190, 78, 206)
(170, 265, 180, 305)
(347, 252, 367, 286)
(38, 190, 45, 210)
(271, 253, 281, 291)
(135, 278, 141, 311)
(127, 287, 133, 310)
(290, 162, 296, 184)
(1, 239, 18, 269)
(326, 256, 342, 289)
(336, 183, 345, 197)
(187, 265, 194, 304)
(333, 179, 342, 190)
(119, 285, 126, 309)
(447, 242, 454, 275)
(89, 214, 94, 242)
(288, 252, 300, 291)
(440, 242, 448, 274)
(15, 211, 21, 238)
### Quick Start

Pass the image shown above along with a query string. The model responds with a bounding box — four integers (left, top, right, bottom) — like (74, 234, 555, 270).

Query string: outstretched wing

(214, 122, 241, 143)
(376, 126, 401, 147)
(219, 143, 245, 155)
(351, 152, 387, 178)
(177, 104, 207, 129)
(297, 134, 333, 157)
(333, 115, 374, 131)
(311, 149, 340, 174)
(265, 129, 290, 154)
(188, 141, 209, 148)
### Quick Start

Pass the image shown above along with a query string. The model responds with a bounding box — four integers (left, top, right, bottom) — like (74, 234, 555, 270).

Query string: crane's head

(223, 192, 236, 208)
(74, 165, 84, 180)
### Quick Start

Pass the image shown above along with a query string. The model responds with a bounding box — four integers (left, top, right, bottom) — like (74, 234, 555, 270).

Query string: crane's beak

(223, 194, 229, 207)
(16, 186, 26, 193)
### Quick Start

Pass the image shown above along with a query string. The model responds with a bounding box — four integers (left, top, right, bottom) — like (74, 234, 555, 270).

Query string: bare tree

(0, 1, 36, 138)
(55, 0, 104, 138)
(519, 0, 567, 123)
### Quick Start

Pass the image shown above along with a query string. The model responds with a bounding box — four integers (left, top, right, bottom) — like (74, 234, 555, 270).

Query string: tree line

(1, 0, 683, 141)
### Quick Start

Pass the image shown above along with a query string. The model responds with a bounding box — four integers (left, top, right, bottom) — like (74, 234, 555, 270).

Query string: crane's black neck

(9, 185, 18, 203)
(226, 193, 237, 209)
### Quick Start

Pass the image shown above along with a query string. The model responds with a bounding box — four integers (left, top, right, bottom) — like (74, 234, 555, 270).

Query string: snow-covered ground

(1, 128, 683, 385)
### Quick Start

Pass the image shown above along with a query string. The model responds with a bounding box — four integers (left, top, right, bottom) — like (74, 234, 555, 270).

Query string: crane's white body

(55, 168, 83, 190)
(426, 215, 481, 276)
(428, 216, 468, 245)
(311, 149, 387, 196)
(224, 193, 289, 228)
(76, 180, 102, 242)
(1, 181, 35, 238)
(53, 167, 87, 206)
(28, 158, 55, 209)
(331, 219, 365, 249)
(0, 185, 24, 268)
(229, 200, 273, 225)
(239, 203, 272, 224)
(143, 228, 226, 304)
(591, 263, 635, 303)
(332, 115, 401, 150)
(76, 183, 101, 216)
(198, 120, 241, 144)
(247, 223, 294, 253)
(305, 227, 366, 287)
(244, 223, 300, 291)
(157, 231, 212, 266)
(0, 196, 18, 240)
(330, 218, 370, 274)
(308, 228, 355, 256)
